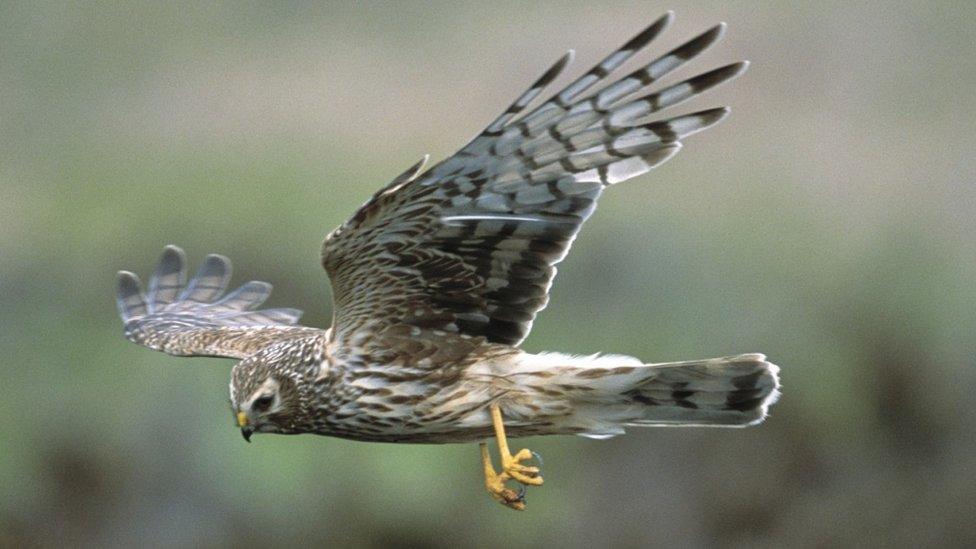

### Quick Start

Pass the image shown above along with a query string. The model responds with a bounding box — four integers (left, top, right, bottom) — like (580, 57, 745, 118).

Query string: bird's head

(230, 354, 308, 442)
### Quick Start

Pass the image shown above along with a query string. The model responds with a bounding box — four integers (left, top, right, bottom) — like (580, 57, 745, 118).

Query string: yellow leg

(480, 404, 543, 510)
(490, 404, 543, 486)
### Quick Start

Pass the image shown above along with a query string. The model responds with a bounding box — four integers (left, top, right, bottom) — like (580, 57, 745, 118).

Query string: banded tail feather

(621, 353, 780, 427)
(512, 352, 780, 438)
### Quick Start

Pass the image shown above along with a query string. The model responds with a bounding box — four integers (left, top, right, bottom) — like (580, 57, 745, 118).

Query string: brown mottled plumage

(116, 12, 780, 508)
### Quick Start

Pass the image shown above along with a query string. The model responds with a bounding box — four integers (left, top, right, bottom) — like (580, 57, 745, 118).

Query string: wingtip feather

(622, 12, 674, 51)
(148, 245, 187, 310)
(675, 22, 727, 60)
(180, 253, 233, 303)
(162, 244, 185, 256)
(116, 270, 147, 321)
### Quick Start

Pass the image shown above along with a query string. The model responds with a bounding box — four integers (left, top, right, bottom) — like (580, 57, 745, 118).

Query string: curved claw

(507, 469, 543, 486)
(493, 479, 526, 511)
(501, 475, 528, 508)
(502, 449, 544, 486)
(531, 450, 544, 476)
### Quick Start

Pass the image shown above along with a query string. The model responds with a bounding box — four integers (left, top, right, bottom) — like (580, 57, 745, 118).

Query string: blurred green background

(3, 1, 976, 547)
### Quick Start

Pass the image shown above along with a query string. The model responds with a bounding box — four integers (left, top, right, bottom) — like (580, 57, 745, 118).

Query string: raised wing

(323, 13, 746, 350)
(117, 246, 321, 360)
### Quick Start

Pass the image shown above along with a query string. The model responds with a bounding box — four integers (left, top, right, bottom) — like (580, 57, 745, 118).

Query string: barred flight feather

(323, 13, 748, 350)
(117, 246, 320, 359)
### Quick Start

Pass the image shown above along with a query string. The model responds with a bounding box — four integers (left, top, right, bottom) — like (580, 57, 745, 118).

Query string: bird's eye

(252, 395, 274, 412)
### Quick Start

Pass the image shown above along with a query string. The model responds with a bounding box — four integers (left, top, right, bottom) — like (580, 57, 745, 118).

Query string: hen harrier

(116, 12, 780, 510)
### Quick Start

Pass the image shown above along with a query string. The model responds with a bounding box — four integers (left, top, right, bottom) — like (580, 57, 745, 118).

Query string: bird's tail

(510, 352, 780, 438)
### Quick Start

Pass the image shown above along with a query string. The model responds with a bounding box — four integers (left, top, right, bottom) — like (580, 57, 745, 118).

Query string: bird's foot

(480, 443, 527, 511)
(480, 442, 543, 511)
(500, 447, 544, 486)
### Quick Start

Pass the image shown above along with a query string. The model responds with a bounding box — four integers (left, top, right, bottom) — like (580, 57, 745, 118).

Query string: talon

(531, 450, 544, 475)
(506, 467, 544, 486)
(498, 488, 526, 511)
(502, 448, 544, 486)
(481, 442, 527, 511)
(480, 405, 546, 510)
(497, 478, 526, 510)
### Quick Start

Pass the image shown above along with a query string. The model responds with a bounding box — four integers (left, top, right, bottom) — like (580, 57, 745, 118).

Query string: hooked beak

(237, 411, 252, 443)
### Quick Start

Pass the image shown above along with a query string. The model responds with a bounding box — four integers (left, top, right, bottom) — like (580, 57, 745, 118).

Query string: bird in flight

(116, 12, 780, 511)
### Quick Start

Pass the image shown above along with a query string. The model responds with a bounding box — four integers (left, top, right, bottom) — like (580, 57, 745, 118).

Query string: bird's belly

(310, 371, 581, 443)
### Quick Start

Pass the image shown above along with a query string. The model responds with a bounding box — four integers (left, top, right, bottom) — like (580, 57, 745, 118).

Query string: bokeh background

(3, 1, 976, 547)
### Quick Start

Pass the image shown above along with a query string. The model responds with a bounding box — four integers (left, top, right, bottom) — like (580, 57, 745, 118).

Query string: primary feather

(322, 13, 749, 355)
(117, 246, 318, 359)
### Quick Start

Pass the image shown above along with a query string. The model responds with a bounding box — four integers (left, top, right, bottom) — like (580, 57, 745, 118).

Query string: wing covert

(323, 13, 747, 349)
